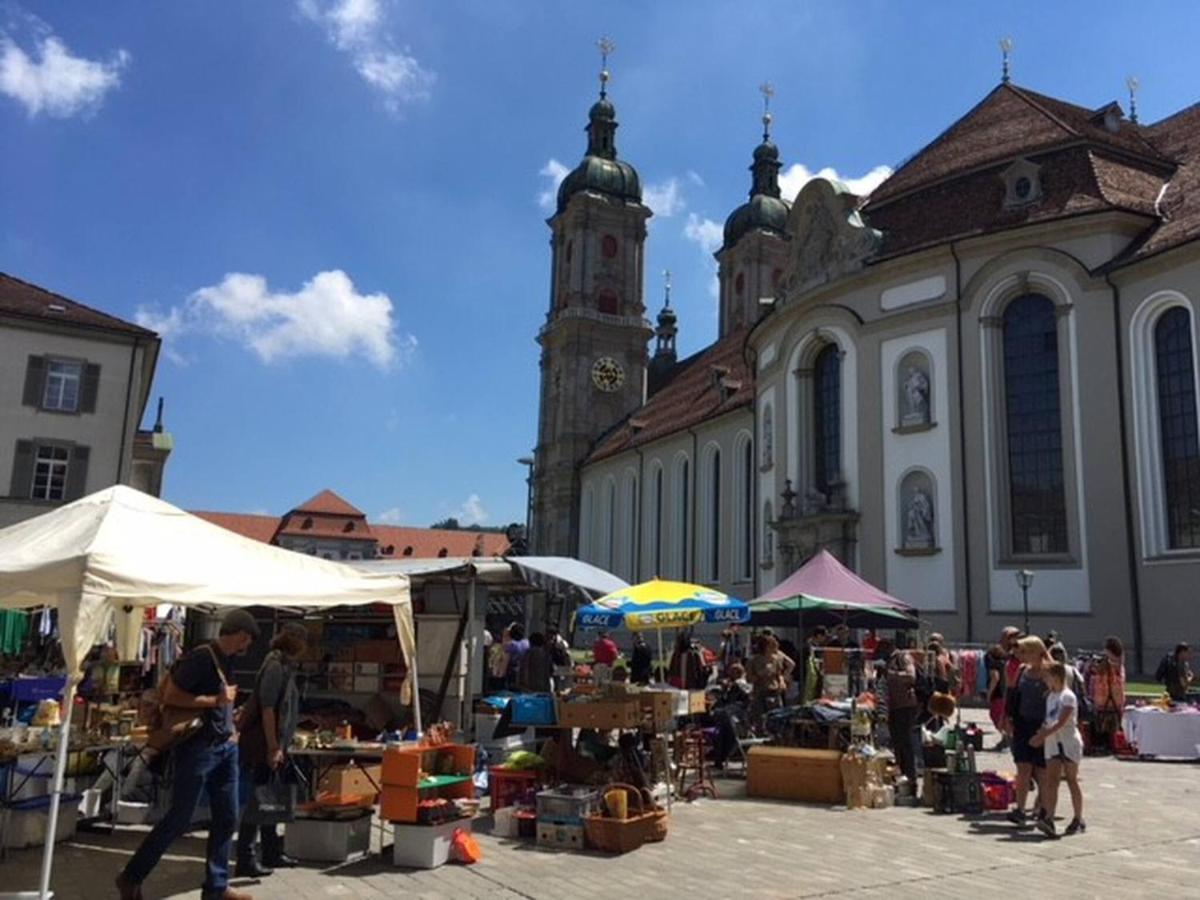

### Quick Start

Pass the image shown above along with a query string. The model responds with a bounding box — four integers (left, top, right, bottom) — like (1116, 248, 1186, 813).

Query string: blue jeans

(123, 739, 239, 897)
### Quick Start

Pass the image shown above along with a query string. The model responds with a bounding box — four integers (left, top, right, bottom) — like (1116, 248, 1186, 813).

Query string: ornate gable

(781, 178, 882, 296)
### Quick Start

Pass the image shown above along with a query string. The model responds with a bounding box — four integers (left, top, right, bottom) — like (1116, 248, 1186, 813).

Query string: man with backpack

(116, 609, 260, 900)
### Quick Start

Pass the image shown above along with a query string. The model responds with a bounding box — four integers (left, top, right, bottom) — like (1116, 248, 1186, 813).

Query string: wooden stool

(675, 728, 718, 801)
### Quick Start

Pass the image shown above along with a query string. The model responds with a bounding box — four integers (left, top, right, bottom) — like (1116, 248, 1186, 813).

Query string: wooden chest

(746, 747, 844, 805)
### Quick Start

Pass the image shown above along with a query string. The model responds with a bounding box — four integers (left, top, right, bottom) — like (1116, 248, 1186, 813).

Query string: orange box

(380, 786, 414, 822)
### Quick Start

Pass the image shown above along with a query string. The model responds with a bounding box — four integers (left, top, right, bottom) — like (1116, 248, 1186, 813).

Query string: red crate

(488, 767, 543, 811)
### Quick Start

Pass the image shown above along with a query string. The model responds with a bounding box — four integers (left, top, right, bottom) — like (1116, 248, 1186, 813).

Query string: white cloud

(684, 213, 723, 255)
(0, 33, 128, 118)
(299, 0, 432, 111)
(376, 506, 405, 524)
(643, 177, 685, 218)
(456, 493, 488, 525)
(137, 269, 414, 370)
(686, 170, 705, 188)
(778, 163, 893, 203)
(537, 158, 570, 212)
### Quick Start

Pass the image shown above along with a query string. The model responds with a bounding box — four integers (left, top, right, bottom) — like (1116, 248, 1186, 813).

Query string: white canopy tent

(0, 486, 416, 899)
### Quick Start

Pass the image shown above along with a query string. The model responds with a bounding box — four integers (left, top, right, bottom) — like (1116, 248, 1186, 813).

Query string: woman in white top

(1030, 661, 1086, 838)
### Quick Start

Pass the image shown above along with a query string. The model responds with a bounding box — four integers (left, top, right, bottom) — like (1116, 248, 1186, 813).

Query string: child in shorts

(1030, 661, 1085, 838)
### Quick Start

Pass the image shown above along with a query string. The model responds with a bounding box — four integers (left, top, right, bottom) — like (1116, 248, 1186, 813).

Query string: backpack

(1155, 654, 1174, 685)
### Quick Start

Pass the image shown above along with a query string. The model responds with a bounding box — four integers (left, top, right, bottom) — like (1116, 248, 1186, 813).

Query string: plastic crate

(932, 772, 983, 815)
(510, 694, 557, 727)
(488, 767, 542, 811)
(537, 820, 585, 850)
(536, 785, 600, 824)
(392, 819, 464, 869)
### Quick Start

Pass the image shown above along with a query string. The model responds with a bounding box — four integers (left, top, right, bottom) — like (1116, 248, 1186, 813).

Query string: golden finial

(598, 37, 615, 99)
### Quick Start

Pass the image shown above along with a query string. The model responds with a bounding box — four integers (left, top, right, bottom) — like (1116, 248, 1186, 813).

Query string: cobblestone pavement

(6, 727, 1199, 899)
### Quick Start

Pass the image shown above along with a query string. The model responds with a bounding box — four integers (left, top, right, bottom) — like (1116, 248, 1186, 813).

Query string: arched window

(1155, 307, 1200, 548)
(624, 471, 638, 579)
(674, 456, 690, 579)
(813, 344, 841, 494)
(706, 448, 722, 583)
(1003, 294, 1067, 554)
(652, 465, 664, 576)
(598, 289, 619, 315)
(733, 433, 754, 581)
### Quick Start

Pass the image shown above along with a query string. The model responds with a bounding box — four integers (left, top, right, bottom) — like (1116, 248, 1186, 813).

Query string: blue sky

(4, 1, 1200, 528)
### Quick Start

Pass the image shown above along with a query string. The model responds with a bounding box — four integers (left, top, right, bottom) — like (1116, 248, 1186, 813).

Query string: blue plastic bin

(509, 693, 556, 726)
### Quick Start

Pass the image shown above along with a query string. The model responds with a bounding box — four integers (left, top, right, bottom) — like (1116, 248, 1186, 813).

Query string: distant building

(194, 489, 510, 560)
(0, 273, 171, 527)
(533, 71, 1200, 668)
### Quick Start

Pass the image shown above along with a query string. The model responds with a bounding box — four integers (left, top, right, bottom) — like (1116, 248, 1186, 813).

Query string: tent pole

(465, 575, 476, 737)
(38, 675, 77, 900)
(655, 627, 665, 685)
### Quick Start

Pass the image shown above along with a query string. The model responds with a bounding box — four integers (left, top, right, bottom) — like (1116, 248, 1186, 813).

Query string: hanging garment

(0, 609, 28, 655)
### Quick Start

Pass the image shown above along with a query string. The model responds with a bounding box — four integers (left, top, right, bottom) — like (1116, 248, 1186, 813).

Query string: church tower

(531, 43, 652, 557)
(716, 85, 791, 335)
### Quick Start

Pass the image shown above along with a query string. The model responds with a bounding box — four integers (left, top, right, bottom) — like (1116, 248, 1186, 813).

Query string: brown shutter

(22, 356, 46, 407)
(64, 445, 90, 501)
(10, 440, 36, 497)
(80, 363, 101, 413)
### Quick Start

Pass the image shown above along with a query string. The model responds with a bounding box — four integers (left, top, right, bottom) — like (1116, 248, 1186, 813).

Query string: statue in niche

(904, 486, 934, 548)
(761, 410, 774, 467)
(901, 363, 930, 427)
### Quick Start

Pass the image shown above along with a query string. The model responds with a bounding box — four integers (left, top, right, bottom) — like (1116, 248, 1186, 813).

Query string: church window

(736, 434, 754, 581)
(706, 447, 722, 583)
(1002, 294, 1067, 555)
(652, 465, 664, 576)
(601, 234, 618, 259)
(674, 456, 690, 579)
(735, 271, 745, 296)
(1155, 306, 1200, 548)
(566, 240, 573, 263)
(813, 344, 842, 495)
(598, 289, 619, 315)
(625, 472, 638, 580)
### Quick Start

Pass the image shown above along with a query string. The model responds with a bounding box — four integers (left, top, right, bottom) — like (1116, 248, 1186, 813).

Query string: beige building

(533, 78, 1200, 671)
(1, 273, 171, 526)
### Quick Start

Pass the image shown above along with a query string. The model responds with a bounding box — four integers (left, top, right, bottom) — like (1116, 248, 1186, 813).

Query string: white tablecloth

(1122, 706, 1200, 759)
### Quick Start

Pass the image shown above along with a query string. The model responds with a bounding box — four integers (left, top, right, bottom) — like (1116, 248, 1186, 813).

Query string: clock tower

(531, 46, 652, 557)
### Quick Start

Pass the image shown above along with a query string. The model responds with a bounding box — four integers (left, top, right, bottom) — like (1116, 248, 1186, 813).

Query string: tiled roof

(587, 328, 754, 463)
(292, 489, 365, 517)
(867, 146, 1165, 259)
(0, 272, 157, 338)
(190, 509, 510, 558)
(372, 525, 510, 559)
(869, 83, 1169, 206)
(192, 511, 281, 544)
(276, 511, 375, 542)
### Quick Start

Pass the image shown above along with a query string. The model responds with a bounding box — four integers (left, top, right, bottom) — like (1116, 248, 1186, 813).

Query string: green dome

(557, 156, 642, 212)
(723, 193, 790, 247)
(657, 303, 677, 326)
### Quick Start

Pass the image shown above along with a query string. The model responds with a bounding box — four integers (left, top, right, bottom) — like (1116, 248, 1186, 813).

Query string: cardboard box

(357, 640, 402, 664)
(557, 698, 642, 730)
(317, 763, 382, 801)
(747, 747, 844, 804)
(688, 691, 708, 714)
(354, 662, 382, 675)
(636, 692, 676, 728)
(354, 675, 381, 693)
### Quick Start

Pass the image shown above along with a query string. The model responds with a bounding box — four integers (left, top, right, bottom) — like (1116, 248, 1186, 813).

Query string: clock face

(591, 357, 625, 392)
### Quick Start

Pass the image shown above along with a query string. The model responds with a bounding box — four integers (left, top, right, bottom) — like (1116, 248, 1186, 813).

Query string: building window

(1002, 294, 1067, 555)
(652, 466, 664, 576)
(1155, 306, 1200, 549)
(675, 457, 690, 579)
(598, 289, 619, 315)
(43, 359, 83, 412)
(601, 235, 618, 259)
(707, 448, 721, 583)
(740, 437, 754, 579)
(812, 344, 841, 494)
(32, 445, 70, 501)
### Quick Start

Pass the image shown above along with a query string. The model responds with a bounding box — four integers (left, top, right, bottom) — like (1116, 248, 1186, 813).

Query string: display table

(1122, 706, 1200, 759)
(289, 746, 386, 800)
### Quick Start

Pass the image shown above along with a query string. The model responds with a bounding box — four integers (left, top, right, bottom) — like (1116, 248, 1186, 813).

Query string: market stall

(1121, 703, 1200, 759)
(0, 486, 416, 899)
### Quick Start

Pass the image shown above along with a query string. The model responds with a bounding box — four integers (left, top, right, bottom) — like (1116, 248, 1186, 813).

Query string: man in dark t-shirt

(118, 609, 259, 900)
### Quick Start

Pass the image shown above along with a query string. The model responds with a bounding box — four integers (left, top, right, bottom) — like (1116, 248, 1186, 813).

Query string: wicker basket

(583, 783, 669, 854)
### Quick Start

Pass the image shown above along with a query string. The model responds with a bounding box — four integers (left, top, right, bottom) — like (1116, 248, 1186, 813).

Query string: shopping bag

(450, 828, 482, 864)
(249, 770, 296, 825)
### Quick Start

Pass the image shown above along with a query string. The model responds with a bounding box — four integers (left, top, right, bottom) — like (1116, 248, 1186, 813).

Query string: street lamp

(517, 456, 535, 551)
(1015, 569, 1035, 635)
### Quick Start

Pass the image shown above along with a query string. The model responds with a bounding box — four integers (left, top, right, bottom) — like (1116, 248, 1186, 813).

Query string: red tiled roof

(192, 511, 281, 544)
(867, 146, 1164, 259)
(869, 83, 1170, 207)
(292, 489, 365, 517)
(587, 328, 754, 463)
(190, 508, 510, 558)
(372, 525, 510, 559)
(276, 511, 375, 542)
(0, 272, 157, 338)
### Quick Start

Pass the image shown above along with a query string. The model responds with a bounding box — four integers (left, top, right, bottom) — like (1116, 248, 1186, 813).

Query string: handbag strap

(201, 643, 230, 688)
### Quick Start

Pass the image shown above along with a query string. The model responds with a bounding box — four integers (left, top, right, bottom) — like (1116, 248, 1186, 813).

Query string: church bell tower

(531, 40, 652, 557)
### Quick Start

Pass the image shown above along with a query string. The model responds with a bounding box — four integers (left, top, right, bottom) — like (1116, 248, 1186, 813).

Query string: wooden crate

(557, 698, 642, 730)
(746, 747, 844, 805)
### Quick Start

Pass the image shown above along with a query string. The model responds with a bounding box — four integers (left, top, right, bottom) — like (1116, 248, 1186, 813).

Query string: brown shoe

(115, 873, 143, 900)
